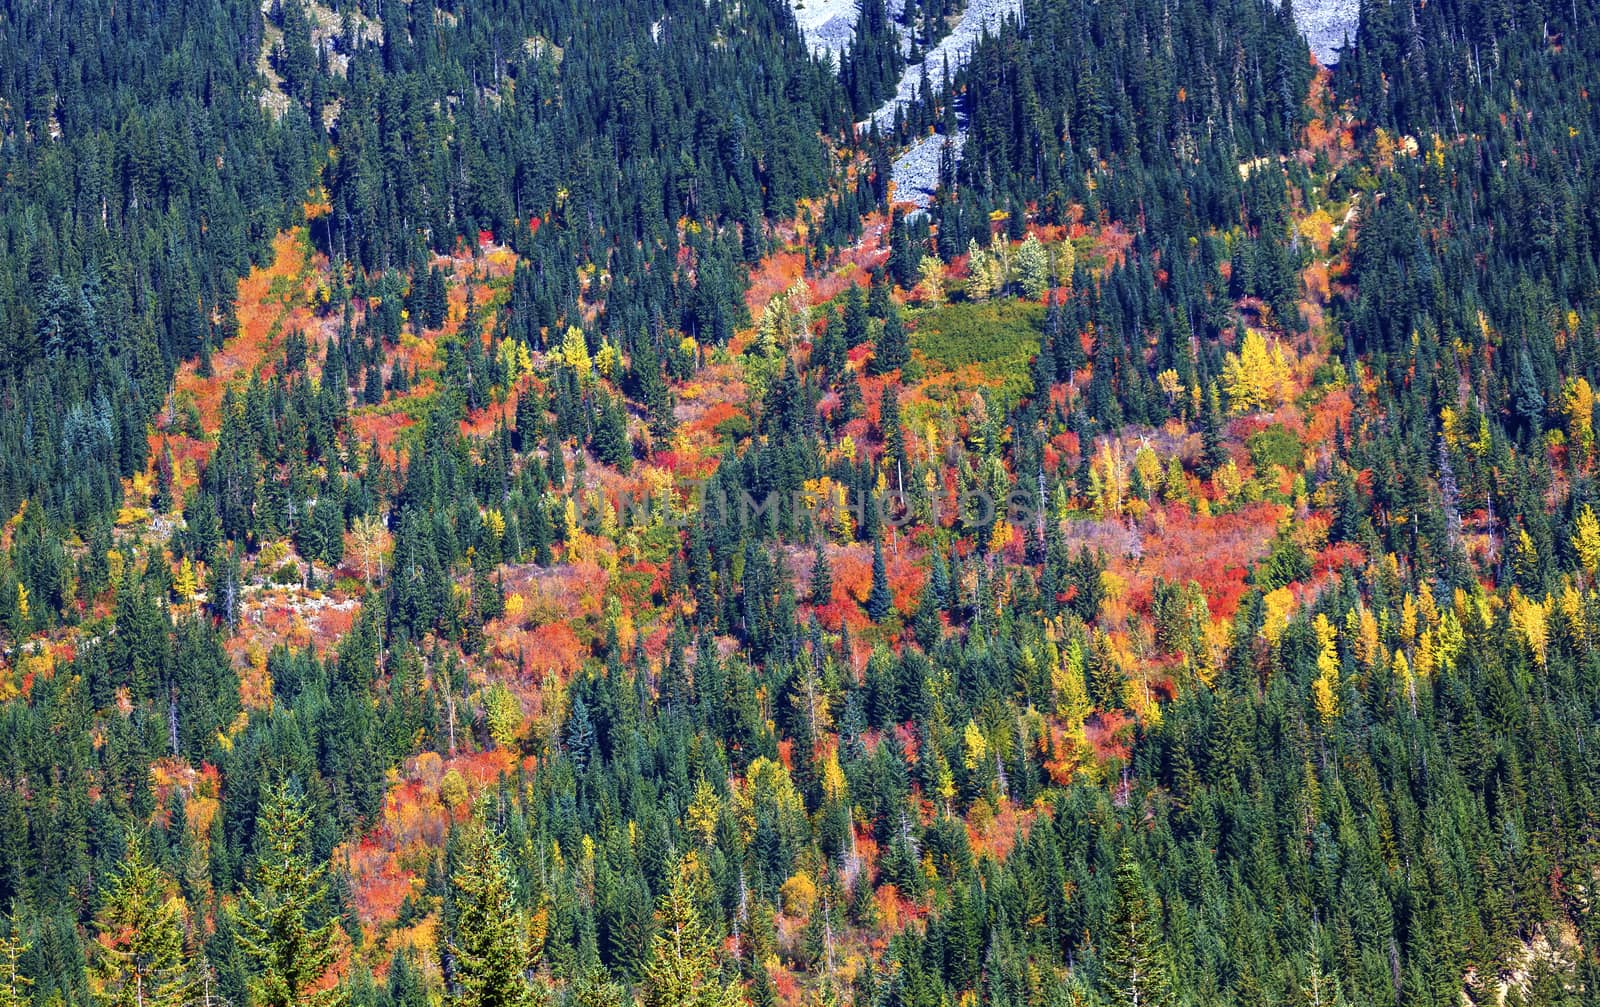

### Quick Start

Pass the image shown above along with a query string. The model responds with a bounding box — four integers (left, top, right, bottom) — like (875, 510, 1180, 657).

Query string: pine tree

(867, 537, 892, 620)
(642, 855, 739, 1007)
(234, 783, 345, 1007)
(1099, 848, 1174, 1007)
(869, 304, 909, 377)
(446, 822, 533, 1007)
(810, 545, 833, 605)
(93, 832, 194, 1007)
(0, 913, 31, 1007)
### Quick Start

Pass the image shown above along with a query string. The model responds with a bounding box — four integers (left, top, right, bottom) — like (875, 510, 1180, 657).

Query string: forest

(0, 0, 1598, 1005)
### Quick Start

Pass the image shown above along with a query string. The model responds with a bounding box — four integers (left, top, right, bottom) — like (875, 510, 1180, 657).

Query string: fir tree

(870, 304, 909, 377)
(810, 545, 833, 605)
(92, 832, 194, 1007)
(642, 856, 739, 1007)
(842, 284, 869, 348)
(1099, 847, 1174, 1007)
(0, 913, 31, 1007)
(867, 537, 893, 621)
(446, 823, 534, 1007)
(234, 782, 345, 1007)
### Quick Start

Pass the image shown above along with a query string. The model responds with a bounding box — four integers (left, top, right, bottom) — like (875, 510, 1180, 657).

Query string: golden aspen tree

(1222, 329, 1295, 414)
(1312, 614, 1341, 726)
(917, 255, 947, 306)
(1571, 505, 1600, 579)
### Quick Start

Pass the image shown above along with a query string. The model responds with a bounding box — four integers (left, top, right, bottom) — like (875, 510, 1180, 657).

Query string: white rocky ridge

(855, 0, 1023, 132)
(796, 0, 1359, 208)
(1296, 0, 1359, 66)
(790, 0, 908, 59)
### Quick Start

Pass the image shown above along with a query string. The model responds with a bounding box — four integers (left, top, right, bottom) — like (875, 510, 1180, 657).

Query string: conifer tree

(1099, 847, 1174, 1007)
(446, 822, 534, 1007)
(234, 782, 345, 1007)
(0, 913, 31, 1007)
(870, 304, 909, 377)
(810, 545, 833, 605)
(867, 538, 892, 621)
(92, 832, 194, 1007)
(842, 285, 869, 348)
(642, 855, 739, 1007)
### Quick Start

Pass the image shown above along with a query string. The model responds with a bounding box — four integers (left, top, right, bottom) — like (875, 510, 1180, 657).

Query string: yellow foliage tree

(780, 873, 818, 918)
(1261, 587, 1296, 649)
(1572, 505, 1600, 579)
(1088, 440, 1129, 518)
(1508, 589, 1550, 668)
(483, 508, 506, 543)
(1563, 377, 1595, 454)
(1393, 649, 1416, 715)
(917, 255, 947, 306)
(1311, 614, 1340, 726)
(1132, 441, 1163, 497)
(685, 779, 721, 848)
(483, 682, 524, 750)
(962, 720, 988, 771)
(1052, 638, 1093, 730)
(1212, 458, 1243, 504)
(820, 748, 848, 803)
(1221, 329, 1295, 414)
(1058, 236, 1076, 295)
(561, 325, 592, 376)
(172, 558, 198, 608)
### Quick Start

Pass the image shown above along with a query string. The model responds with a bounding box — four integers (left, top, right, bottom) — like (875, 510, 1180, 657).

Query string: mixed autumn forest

(1, 0, 1599, 1006)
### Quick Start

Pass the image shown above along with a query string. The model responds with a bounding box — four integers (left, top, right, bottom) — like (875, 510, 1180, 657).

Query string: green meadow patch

(911, 299, 1044, 405)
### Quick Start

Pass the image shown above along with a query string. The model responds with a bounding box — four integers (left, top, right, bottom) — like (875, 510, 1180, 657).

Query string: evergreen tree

(867, 538, 893, 621)
(446, 822, 534, 1007)
(842, 285, 869, 348)
(642, 856, 738, 1007)
(92, 832, 194, 1007)
(870, 305, 909, 377)
(0, 913, 31, 1007)
(1099, 848, 1174, 1007)
(234, 783, 345, 1007)
(810, 545, 833, 605)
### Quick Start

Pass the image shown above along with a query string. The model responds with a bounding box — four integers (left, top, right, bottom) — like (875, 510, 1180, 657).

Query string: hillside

(1, 1, 1599, 1007)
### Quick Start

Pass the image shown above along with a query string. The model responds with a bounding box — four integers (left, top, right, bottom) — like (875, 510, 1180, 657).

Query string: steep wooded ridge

(2, 2, 1599, 1007)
